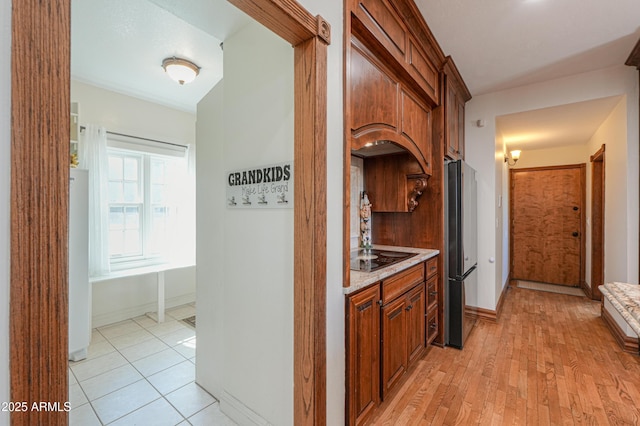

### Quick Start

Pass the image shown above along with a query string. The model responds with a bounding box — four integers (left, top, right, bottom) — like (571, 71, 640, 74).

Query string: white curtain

(79, 124, 110, 276)
(164, 145, 196, 266)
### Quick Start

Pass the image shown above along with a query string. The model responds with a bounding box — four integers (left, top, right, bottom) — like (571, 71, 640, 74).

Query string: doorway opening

(9, 0, 329, 424)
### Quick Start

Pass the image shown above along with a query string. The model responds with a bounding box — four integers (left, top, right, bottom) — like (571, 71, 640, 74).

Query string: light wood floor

(369, 286, 640, 425)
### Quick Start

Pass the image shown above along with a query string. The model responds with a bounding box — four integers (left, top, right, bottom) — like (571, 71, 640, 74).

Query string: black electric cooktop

(350, 249, 417, 272)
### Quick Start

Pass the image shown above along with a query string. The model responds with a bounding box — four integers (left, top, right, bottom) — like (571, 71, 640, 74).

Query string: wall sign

(226, 162, 293, 209)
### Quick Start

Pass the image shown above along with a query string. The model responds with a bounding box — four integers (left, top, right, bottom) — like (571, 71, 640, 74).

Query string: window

(106, 136, 193, 269)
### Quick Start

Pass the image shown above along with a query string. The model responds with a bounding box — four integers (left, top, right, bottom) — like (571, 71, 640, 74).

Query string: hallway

(369, 286, 640, 425)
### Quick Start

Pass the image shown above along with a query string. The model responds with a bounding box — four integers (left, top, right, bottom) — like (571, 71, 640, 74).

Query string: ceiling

(72, 0, 640, 149)
(415, 0, 640, 152)
(71, 0, 250, 113)
(496, 96, 623, 151)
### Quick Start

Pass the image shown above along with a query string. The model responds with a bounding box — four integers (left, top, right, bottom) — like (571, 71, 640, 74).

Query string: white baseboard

(92, 293, 196, 328)
(220, 390, 272, 426)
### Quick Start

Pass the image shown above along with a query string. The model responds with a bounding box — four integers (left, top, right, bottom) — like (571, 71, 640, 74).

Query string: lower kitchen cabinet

(407, 283, 426, 363)
(346, 284, 380, 426)
(381, 295, 408, 397)
(346, 255, 438, 425)
(426, 274, 439, 345)
(382, 282, 425, 398)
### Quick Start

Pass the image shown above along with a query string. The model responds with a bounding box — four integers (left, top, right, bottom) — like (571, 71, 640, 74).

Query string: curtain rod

(80, 126, 188, 149)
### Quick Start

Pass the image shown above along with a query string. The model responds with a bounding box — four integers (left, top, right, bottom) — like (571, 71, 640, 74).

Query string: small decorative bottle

(360, 192, 372, 252)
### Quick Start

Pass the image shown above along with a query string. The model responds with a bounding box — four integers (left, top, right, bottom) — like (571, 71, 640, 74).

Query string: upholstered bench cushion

(600, 282, 640, 337)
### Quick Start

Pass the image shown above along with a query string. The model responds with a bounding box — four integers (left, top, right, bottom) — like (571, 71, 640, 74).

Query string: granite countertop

(345, 245, 439, 295)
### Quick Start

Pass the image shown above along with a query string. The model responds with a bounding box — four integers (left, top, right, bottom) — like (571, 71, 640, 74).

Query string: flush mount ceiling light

(162, 57, 200, 85)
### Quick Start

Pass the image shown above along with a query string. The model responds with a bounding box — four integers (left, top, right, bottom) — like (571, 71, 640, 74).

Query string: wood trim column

(227, 1, 330, 424)
(10, 1, 70, 425)
(293, 36, 328, 426)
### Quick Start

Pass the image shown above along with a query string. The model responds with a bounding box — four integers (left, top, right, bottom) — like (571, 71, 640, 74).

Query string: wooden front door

(510, 165, 585, 286)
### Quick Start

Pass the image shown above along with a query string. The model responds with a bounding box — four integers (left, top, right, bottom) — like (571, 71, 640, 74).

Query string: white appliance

(69, 168, 91, 361)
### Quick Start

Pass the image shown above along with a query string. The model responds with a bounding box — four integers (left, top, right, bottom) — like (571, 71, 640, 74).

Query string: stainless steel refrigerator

(444, 159, 478, 349)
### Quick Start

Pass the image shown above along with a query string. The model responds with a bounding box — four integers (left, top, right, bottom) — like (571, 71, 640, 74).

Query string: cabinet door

(401, 90, 432, 175)
(381, 296, 407, 398)
(445, 83, 460, 159)
(364, 154, 407, 212)
(427, 307, 438, 345)
(353, 0, 407, 60)
(426, 275, 438, 311)
(406, 283, 426, 364)
(347, 285, 381, 426)
(350, 40, 399, 136)
(456, 98, 465, 160)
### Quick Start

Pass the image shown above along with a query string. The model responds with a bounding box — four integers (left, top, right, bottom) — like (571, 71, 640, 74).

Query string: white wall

(0, 0, 11, 424)
(586, 97, 631, 284)
(71, 81, 197, 327)
(196, 0, 345, 422)
(509, 144, 589, 169)
(466, 65, 639, 311)
(195, 80, 224, 399)
(71, 80, 196, 145)
(197, 21, 294, 425)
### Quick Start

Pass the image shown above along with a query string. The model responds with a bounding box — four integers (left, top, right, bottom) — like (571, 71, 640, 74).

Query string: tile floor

(69, 303, 236, 426)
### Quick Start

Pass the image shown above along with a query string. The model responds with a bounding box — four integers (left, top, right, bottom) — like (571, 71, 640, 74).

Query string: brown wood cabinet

(350, 38, 399, 138)
(381, 294, 408, 396)
(381, 281, 425, 398)
(379, 263, 429, 400)
(443, 56, 471, 160)
(401, 89, 432, 175)
(351, 0, 440, 104)
(406, 283, 426, 363)
(425, 256, 439, 345)
(346, 257, 438, 424)
(346, 284, 381, 426)
(363, 153, 428, 213)
(349, 37, 433, 175)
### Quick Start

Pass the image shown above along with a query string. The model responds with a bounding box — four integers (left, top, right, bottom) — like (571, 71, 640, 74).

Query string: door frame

(10, 1, 330, 425)
(509, 164, 586, 287)
(590, 144, 605, 300)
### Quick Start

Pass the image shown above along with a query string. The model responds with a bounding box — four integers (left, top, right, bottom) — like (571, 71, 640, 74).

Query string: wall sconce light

(504, 150, 521, 166)
(162, 57, 200, 85)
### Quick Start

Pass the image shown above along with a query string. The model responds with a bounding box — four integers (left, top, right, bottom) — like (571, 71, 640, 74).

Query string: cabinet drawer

(427, 307, 438, 345)
(382, 263, 424, 304)
(426, 256, 437, 278)
(426, 275, 437, 309)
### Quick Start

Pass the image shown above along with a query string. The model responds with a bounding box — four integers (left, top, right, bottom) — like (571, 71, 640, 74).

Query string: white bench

(599, 282, 640, 352)
(91, 263, 194, 323)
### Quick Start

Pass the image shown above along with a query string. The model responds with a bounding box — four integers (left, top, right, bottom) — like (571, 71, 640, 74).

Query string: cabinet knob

(429, 291, 437, 296)
(572, 231, 579, 237)
(430, 323, 437, 329)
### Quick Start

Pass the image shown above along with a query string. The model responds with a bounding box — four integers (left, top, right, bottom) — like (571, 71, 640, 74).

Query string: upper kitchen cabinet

(347, 0, 452, 179)
(350, 0, 440, 104)
(349, 36, 433, 176)
(363, 152, 427, 213)
(442, 57, 471, 160)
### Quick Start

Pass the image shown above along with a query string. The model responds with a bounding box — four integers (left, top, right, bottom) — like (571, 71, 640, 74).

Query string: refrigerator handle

(461, 264, 477, 280)
(448, 263, 477, 282)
